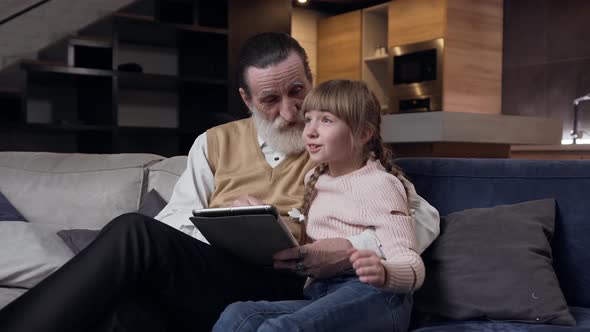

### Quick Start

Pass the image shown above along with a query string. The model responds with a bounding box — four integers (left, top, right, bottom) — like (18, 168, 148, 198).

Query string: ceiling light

(297, 0, 308, 4)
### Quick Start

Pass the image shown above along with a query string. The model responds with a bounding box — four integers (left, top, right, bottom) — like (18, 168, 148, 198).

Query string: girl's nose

(305, 124, 318, 138)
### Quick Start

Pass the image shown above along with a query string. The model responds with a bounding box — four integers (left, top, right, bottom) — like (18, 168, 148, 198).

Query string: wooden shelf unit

(1, 0, 230, 157)
(316, 3, 390, 113)
(362, 2, 390, 113)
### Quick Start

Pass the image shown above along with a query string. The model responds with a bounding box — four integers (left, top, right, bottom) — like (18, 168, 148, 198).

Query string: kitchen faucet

(571, 93, 590, 144)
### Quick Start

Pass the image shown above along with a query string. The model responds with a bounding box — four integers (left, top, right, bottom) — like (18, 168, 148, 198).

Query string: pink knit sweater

(305, 159, 425, 293)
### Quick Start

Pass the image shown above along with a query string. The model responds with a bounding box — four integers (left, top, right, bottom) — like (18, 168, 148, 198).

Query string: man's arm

(331, 179, 441, 257)
(155, 133, 214, 241)
(400, 176, 440, 253)
(274, 180, 440, 278)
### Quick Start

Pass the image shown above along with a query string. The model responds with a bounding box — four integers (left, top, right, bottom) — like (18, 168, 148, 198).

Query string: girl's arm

(356, 175, 425, 293)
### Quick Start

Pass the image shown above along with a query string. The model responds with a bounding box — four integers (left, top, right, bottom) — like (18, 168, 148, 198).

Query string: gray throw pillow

(0, 222, 74, 288)
(57, 189, 167, 254)
(137, 189, 168, 219)
(56, 229, 100, 255)
(414, 199, 575, 326)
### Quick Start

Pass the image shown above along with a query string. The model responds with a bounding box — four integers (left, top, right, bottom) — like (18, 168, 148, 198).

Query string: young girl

(212, 79, 425, 332)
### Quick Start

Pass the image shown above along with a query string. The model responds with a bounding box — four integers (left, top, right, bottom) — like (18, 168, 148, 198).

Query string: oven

(389, 38, 444, 112)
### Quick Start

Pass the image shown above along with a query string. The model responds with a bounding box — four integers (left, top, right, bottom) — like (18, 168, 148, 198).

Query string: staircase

(0, 0, 233, 157)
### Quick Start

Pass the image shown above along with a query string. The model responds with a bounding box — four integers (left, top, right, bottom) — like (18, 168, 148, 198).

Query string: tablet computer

(190, 205, 299, 266)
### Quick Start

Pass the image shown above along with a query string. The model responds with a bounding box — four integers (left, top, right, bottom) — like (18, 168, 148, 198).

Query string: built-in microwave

(389, 38, 444, 112)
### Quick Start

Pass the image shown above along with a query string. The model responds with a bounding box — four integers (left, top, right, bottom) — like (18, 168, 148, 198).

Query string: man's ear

(239, 88, 252, 110)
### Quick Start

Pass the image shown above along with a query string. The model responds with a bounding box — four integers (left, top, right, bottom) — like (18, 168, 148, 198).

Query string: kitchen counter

(380, 112, 563, 158)
(381, 112, 562, 144)
(510, 144, 590, 160)
(511, 144, 590, 151)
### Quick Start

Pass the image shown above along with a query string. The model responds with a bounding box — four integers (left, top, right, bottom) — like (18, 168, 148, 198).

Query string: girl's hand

(348, 249, 386, 287)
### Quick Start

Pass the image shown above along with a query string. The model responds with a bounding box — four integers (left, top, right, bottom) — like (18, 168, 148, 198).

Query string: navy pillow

(414, 199, 575, 326)
(137, 189, 168, 219)
(0, 191, 27, 221)
(57, 189, 168, 254)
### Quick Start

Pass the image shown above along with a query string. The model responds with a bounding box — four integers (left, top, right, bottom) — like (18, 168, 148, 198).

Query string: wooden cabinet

(316, 5, 389, 111)
(317, 10, 361, 83)
(388, 0, 503, 115)
(443, 0, 503, 115)
(388, 0, 446, 47)
(362, 3, 390, 113)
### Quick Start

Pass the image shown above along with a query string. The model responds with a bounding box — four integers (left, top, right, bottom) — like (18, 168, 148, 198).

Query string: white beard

(251, 108, 306, 155)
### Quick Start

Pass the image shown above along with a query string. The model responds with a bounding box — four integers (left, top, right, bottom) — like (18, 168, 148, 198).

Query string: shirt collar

(257, 134, 265, 148)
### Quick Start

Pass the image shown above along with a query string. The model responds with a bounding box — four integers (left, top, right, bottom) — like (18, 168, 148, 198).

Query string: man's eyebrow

(258, 80, 305, 98)
(259, 90, 277, 98)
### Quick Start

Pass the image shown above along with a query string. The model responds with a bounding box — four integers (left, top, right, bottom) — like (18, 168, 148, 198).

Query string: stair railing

(0, 0, 53, 25)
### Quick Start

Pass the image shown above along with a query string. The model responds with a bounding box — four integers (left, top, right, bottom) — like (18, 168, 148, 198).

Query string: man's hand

(273, 238, 353, 279)
(349, 249, 386, 287)
(231, 195, 265, 207)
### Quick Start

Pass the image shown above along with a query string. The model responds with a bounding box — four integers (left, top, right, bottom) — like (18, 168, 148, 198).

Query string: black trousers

(0, 213, 305, 332)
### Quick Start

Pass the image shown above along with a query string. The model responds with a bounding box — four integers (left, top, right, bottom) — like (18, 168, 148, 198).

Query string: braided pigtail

(298, 163, 329, 244)
(371, 134, 410, 199)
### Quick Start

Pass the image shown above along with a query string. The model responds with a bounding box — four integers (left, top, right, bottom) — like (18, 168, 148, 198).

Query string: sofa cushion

(56, 229, 99, 255)
(412, 307, 590, 331)
(414, 199, 574, 326)
(0, 222, 74, 288)
(0, 152, 164, 229)
(147, 156, 187, 202)
(138, 189, 168, 219)
(0, 287, 27, 310)
(0, 191, 27, 222)
(56, 189, 168, 254)
(570, 306, 590, 328)
(395, 158, 590, 308)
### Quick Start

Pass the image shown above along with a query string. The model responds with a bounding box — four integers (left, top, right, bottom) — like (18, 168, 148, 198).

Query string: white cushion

(147, 156, 187, 202)
(0, 152, 164, 229)
(0, 222, 74, 288)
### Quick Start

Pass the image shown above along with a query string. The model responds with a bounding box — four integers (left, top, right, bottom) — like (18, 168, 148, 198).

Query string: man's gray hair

(238, 32, 313, 97)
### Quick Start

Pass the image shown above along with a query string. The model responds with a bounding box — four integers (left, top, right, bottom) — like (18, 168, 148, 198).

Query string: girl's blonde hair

(298, 80, 409, 242)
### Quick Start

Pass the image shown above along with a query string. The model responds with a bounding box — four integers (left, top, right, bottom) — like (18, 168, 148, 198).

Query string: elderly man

(0, 32, 439, 332)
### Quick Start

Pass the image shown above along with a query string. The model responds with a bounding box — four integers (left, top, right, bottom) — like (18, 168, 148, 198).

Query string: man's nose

(279, 98, 299, 123)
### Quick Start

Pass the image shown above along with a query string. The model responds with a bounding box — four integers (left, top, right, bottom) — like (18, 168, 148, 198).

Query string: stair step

(0, 87, 23, 101)
(70, 35, 113, 48)
(21, 59, 68, 67)
(0, 87, 21, 95)
(20, 60, 113, 77)
(114, 12, 228, 35)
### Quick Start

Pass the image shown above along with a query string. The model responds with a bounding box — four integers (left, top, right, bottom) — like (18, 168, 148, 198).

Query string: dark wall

(503, 0, 590, 141)
(228, 0, 292, 118)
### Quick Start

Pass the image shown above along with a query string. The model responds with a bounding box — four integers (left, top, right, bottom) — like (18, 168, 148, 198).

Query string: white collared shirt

(155, 132, 440, 254)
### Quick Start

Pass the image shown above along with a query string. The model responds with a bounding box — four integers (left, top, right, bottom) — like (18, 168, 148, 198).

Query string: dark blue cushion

(411, 307, 590, 331)
(0, 191, 26, 221)
(395, 158, 590, 308)
(572, 306, 590, 328)
(56, 189, 167, 254)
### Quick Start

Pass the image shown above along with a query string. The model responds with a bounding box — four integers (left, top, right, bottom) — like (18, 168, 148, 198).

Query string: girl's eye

(321, 117, 332, 123)
(303, 117, 311, 123)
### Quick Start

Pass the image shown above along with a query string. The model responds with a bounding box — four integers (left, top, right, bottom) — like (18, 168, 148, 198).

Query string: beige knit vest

(206, 118, 315, 243)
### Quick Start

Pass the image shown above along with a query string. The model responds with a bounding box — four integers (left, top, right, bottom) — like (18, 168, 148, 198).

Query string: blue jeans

(213, 276, 413, 332)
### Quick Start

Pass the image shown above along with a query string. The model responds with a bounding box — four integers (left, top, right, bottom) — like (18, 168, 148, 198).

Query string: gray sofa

(2, 152, 589, 332)
(0, 151, 188, 308)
